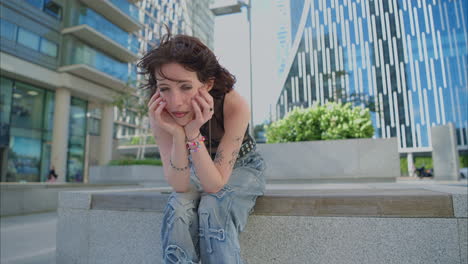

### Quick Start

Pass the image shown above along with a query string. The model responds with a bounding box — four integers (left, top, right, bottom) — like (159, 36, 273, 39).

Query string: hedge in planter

(266, 102, 374, 143)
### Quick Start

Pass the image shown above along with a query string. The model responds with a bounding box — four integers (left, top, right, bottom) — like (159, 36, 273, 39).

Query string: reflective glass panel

(0, 19, 17, 41)
(7, 135, 41, 182)
(25, 0, 43, 9)
(17, 28, 40, 51)
(10, 81, 44, 130)
(44, 0, 62, 19)
(0, 77, 13, 147)
(40, 38, 58, 57)
(67, 97, 87, 182)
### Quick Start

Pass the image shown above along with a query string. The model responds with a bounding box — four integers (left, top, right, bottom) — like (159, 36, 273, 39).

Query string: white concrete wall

(257, 138, 399, 182)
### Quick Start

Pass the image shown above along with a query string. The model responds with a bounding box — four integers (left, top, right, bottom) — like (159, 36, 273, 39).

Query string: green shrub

(130, 136, 141, 145)
(108, 159, 162, 166)
(460, 154, 468, 167)
(130, 136, 156, 145)
(265, 102, 374, 143)
(414, 157, 433, 169)
(400, 157, 408, 176)
(401, 154, 468, 176)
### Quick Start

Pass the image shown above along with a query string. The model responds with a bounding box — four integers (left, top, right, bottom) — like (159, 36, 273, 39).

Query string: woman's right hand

(147, 91, 184, 137)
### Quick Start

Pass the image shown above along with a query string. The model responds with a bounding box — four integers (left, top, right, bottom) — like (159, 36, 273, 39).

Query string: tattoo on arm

(214, 149, 224, 165)
(228, 151, 239, 168)
(234, 136, 243, 143)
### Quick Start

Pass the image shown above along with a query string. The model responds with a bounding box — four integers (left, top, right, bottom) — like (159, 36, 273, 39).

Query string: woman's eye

(159, 87, 168, 92)
(182, 86, 192, 90)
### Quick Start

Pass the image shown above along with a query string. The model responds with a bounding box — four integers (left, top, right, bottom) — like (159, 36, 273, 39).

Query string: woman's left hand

(184, 88, 214, 139)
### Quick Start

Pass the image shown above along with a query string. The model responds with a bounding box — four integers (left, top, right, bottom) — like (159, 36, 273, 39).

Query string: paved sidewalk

(1, 212, 57, 264)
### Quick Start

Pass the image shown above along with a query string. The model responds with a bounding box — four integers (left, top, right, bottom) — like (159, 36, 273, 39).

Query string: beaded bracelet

(186, 135, 205, 153)
(170, 158, 189, 171)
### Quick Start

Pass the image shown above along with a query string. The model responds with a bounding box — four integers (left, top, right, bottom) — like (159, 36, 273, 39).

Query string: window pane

(7, 136, 42, 182)
(25, 0, 43, 9)
(17, 28, 40, 51)
(10, 82, 44, 130)
(40, 38, 58, 57)
(44, 0, 62, 19)
(0, 77, 14, 147)
(0, 19, 17, 41)
(67, 97, 87, 182)
(43, 91, 55, 132)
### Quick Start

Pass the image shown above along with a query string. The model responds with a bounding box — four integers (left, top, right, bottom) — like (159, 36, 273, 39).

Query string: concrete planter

(257, 137, 399, 183)
(89, 165, 166, 185)
(91, 138, 399, 185)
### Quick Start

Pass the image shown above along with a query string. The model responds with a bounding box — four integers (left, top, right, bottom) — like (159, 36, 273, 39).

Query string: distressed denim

(161, 151, 266, 264)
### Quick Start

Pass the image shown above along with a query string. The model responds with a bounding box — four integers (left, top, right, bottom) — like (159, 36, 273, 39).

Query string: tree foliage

(265, 102, 374, 143)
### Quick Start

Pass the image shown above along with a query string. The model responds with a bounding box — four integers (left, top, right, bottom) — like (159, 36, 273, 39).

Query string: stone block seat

(56, 184, 468, 264)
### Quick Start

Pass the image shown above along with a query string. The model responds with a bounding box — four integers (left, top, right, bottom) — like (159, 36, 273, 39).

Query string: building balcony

(59, 38, 137, 91)
(79, 0, 142, 32)
(58, 64, 130, 92)
(62, 25, 138, 62)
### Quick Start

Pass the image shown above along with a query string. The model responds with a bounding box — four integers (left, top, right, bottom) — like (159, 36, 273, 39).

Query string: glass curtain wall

(7, 80, 46, 182)
(2, 77, 89, 182)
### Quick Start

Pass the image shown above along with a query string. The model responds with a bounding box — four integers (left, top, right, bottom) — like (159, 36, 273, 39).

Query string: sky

(213, 0, 288, 126)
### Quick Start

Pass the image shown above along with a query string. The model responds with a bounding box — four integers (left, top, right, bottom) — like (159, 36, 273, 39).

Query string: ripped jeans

(161, 151, 266, 264)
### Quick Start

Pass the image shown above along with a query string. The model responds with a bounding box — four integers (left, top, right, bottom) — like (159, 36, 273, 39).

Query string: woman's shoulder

(223, 90, 250, 118)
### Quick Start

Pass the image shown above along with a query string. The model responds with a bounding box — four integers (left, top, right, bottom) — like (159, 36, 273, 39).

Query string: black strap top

(200, 91, 251, 160)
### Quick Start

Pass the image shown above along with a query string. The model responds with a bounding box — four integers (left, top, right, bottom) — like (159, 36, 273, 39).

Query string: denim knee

(163, 191, 200, 229)
(162, 191, 201, 263)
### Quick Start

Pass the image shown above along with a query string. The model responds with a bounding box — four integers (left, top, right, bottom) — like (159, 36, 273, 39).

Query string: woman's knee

(163, 191, 200, 228)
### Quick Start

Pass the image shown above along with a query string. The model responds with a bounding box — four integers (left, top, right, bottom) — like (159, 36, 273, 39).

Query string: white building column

(98, 104, 114, 165)
(51, 88, 71, 183)
(432, 123, 460, 181)
(407, 153, 415, 177)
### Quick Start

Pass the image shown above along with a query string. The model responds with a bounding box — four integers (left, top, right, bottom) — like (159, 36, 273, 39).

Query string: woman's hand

(147, 90, 184, 137)
(184, 88, 214, 139)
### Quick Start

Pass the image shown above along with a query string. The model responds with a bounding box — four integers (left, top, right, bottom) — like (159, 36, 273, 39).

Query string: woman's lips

(172, 111, 188, 118)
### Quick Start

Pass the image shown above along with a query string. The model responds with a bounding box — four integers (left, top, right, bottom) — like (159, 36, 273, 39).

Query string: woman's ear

(205, 79, 215, 91)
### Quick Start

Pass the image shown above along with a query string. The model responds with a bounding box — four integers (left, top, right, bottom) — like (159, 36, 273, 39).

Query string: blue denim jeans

(161, 151, 266, 264)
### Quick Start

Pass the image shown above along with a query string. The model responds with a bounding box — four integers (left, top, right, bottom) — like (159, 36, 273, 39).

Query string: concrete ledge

(87, 189, 455, 218)
(89, 165, 167, 185)
(0, 183, 138, 216)
(57, 186, 467, 263)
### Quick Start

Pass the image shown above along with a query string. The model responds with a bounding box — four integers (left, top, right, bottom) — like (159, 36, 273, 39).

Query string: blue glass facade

(277, 0, 468, 151)
(77, 7, 139, 54)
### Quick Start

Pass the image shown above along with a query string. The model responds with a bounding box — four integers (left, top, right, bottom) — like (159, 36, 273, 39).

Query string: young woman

(138, 33, 266, 263)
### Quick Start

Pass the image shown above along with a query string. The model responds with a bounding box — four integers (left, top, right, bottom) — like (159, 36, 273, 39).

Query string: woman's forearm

(189, 139, 224, 193)
(164, 132, 191, 192)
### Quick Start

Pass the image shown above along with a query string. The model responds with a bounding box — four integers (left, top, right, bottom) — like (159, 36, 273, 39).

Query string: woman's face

(155, 63, 209, 126)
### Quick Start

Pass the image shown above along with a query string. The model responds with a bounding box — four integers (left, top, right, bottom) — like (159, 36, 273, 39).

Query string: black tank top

(200, 91, 251, 160)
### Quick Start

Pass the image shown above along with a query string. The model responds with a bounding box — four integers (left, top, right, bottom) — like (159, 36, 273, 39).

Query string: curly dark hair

(137, 32, 236, 101)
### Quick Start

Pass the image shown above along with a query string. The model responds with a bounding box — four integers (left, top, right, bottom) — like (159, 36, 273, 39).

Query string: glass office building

(276, 0, 467, 153)
(0, 0, 214, 182)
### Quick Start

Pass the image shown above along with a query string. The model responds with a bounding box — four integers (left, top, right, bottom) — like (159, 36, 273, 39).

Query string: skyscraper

(275, 0, 292, 77)
(275, 0, 467, 155)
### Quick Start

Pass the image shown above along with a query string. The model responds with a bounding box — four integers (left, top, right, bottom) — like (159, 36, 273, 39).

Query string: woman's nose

(169, 91, 185, 106)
